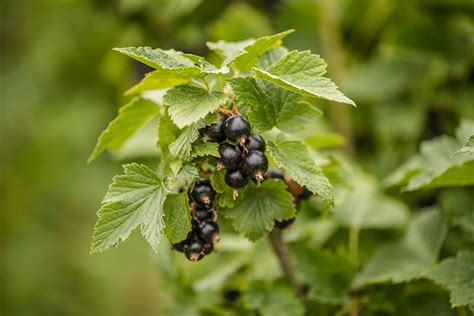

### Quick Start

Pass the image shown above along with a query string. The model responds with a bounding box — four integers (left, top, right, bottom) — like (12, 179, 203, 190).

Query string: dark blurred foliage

(1, 0, 472, 315)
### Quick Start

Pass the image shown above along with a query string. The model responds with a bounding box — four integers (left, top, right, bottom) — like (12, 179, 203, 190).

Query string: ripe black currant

(172, 241, 186, 252)
(225, 169, 249, 189)
(202, 242, 214, 255)
(224, 115, 251, 144)
(218, 143, 243, 169)
(194, 205, 215, 222)
(244, 134, 266, 152)
(184, 239, 204, 261)
(198, 221, 220, 242)
(199, 114, 226, 142)
(300, 187, 312, 199)
(242, 150, 268, 181)
(190, 179, 216, 205)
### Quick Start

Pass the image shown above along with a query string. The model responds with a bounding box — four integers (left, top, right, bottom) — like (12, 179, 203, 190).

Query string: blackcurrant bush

(244, 134, 266, 152)
(202, 242, 214, 255)
(275, 217, 295, 229)
(224, 116, 251, 144)
(242, 150, 268, 181)
(199, 114, 226, 142)
(264, 167, 284, 180)
(184, 239, 204, 261)
(225, 169, 249, 189)
(198, 221, 220, 242)
(218, 143, 242, 169)
(190, 179, 216, 205)
(194, 205, 215, 222)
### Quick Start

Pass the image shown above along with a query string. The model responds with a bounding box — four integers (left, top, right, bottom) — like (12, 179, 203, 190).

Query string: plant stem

(349, 226, 360, 265)
(268, 229, 304, 295)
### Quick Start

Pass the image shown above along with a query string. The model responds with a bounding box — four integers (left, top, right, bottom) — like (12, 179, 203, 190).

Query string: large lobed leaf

(354, 208, 448, 287)
(206, 30, 294, 72)
(125, 68, 200, 95)
(221, 180, 296, 241)
(229, 77, 322, 133)
(253, 50, 355, 106)
(113, 47, 197, 70)
(91, 163, 169, 253)
(426, 250, 474, 312)
(88, 98, 160, 163)
(164, 85, 228, 128)
(267, 141, 334, 206)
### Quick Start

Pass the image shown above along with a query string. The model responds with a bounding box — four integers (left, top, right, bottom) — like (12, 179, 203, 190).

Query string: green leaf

(294, 246, 356, 304)
(174, 163, 199, 183)
(253, 50, 355, 106)
(267, 141, 334, 206)
(91, 163, 169, 253)
(210, 170, 235, 208)
(334, 173, 409, 229)
(168, 123, 201, 160)
(88, 98, 160, 163)
(454, 135, 474, 156)
(258, 46, 289, 69)
(164, 85, 228, 128)
(125, 68, 201, 95)
(157, 111, 180, 156)
(427, 251, 474, 312)
(182, 53, 230, 74)
(191, 141, 219, 158)
(113, 47, 197, 70)
(243, 281, 305, 316)
(163, 192, 191, 244)
(221, 180, 296, 241)
(229, 77, 322, 133)
(354, 208, 448, 287)
(206, 30, 294, 72)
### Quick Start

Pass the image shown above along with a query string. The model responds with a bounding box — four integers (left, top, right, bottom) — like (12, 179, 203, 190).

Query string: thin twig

(268, 229, 305, 296)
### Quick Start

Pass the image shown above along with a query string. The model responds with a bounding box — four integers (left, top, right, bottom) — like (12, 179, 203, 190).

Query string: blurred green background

(1, 0, 473, 315)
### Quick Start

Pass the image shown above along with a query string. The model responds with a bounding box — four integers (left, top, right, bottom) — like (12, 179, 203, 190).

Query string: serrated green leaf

(334, 173, 409, 229)
(168, 124, 201, 160)
(258, 46, 289, 69)
(88, 98, 160, 163)
(231, 30, 294, 72)
(182, 53, 230, 74)
(164, 85, 228, 128)
(191, 141, 219, 158)
(157, 110, 180, 156)
(427, 251, 474, 312)
(125, 68, 201, 95)
(210, 170, 235, 208)
(163, 192, 191, 244)
(267, 141, 334, 206)
(354, 208, 448, 287)
(243, 281, 305, 316)
(174, 163, 199, 183)
(253, 50, 355, 106)
(206, 30, 294, 72)
(113, 47, 197, 70)
(454, 135, 474, 156)
(294, 246, 356, 304)
(229, 77, 322, 133)
(91, 163, 169, 253)
(221, 180, 296, 241)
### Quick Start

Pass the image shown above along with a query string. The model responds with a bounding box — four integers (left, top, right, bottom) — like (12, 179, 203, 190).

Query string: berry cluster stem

(268, 229, 304, 296)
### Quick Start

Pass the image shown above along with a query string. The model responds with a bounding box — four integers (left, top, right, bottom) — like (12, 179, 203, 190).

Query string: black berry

(275, 217, 295, 229)
(184, 239, 204, 261)
(199, 114, 226, 142)
(172, 241, 186, 252)
(195, 205, 214, 222)
(218, 143, 242, 169)
(245, 134, 266, 152)
(300, 187, 312, 199)
(202, 242, 214, 255)
(225, 169, 249, 189)
(224, 116, 251, 143)
(190, 179, 216, 205)
(198, 221, 220, 242)
(242, 150, 268, 181)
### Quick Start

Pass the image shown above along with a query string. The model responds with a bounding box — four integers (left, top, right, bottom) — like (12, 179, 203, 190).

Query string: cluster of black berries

(264, 167, 312, 230)
(200, 114, 269, 196)
(172, 179, 220, 261)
